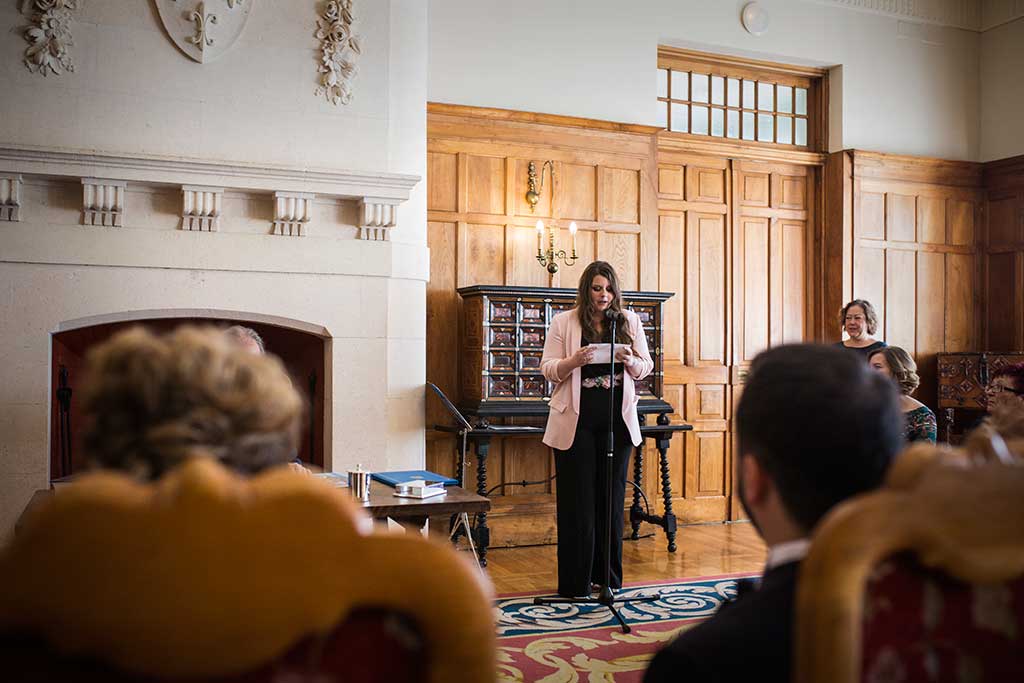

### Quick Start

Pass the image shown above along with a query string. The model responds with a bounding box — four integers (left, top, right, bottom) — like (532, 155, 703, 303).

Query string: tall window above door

(657, 47, 827, 151)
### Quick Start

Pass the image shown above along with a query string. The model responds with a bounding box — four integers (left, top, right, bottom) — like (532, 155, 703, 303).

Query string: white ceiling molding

(803, 0, 983, 31)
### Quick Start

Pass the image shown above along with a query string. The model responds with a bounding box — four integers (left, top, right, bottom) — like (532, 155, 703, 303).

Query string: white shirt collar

(764, 538, 810, 571)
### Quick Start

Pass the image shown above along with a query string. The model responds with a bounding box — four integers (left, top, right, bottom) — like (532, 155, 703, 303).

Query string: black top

(644, 561, 800, 683)
(834, 339, 887, 360)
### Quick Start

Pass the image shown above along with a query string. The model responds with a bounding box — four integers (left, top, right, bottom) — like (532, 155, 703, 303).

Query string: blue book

(371, 470, 458, 487)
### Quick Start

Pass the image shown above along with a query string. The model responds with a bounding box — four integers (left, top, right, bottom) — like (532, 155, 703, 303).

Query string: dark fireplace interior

(50, 318, 326, 480)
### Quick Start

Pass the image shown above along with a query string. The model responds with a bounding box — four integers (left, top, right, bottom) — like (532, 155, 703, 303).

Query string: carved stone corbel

(358, 198, 398, 241)
(81, 178, 126, 227)
(272, 191, 314, 236)
(181, 185, 223, 232)
(1, 176, 23, 222)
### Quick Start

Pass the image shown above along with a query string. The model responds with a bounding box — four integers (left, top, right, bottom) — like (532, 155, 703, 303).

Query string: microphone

(604, 308, 623, 324)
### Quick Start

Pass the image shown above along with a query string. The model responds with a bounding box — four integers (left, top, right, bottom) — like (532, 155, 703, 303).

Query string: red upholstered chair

(0, 459, 497, 683)
(796, 444, 1024, 683)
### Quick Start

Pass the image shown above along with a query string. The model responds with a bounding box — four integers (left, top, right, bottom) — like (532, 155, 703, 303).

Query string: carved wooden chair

(795, 441, 1024, 683)
(0, 459, 497, 683)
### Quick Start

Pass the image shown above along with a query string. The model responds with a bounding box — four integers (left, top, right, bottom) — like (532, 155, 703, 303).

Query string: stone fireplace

(0, 0, 428, 538)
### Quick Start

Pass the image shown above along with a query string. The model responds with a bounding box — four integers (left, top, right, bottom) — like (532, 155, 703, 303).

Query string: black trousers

(554, 386, 634, 598)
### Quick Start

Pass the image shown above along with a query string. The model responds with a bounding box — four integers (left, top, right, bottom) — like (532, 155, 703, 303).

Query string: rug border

(495, 570, 761, 600)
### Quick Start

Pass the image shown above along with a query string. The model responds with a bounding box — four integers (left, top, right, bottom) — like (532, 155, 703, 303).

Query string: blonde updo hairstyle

(869, 346, 920, 397)
(81, 325, 303, 480)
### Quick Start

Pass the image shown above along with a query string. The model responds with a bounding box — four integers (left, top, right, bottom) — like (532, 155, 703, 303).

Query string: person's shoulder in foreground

(644, 343, 903, 683)
(644, 561, 798, 683)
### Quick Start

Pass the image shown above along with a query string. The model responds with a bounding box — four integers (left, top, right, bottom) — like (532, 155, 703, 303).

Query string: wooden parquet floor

(483, 521, 767, 594)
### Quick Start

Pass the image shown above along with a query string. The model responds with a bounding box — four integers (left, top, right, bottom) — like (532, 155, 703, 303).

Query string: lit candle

(536, 219, 544, 256)
(569, 221, 578, 256)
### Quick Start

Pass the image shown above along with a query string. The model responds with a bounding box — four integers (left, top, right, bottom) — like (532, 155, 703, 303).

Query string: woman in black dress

(835, 299, 886, 360)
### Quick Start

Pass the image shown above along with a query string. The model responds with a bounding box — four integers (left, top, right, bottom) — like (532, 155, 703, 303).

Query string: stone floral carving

(315, 0, 361, 106)
(22, 0, 79, 77)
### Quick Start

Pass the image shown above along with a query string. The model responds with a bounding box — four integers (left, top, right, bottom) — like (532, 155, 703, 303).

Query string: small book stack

(393, 480, 447, 499)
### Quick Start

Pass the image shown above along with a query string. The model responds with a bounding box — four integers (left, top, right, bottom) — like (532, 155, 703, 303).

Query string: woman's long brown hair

(575, 260, 632, 344)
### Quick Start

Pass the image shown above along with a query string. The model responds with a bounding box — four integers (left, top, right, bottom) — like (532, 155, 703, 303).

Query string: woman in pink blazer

(540, 261, 654, 598)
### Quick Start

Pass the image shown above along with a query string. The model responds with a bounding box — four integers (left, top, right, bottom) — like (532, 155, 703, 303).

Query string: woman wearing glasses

(986, 362, 1024, 412)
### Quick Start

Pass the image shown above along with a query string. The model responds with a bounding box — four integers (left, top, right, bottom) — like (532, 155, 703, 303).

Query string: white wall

(428, 0, 982, 161)
(980, 17, 1024, 162)
(0, 0, 428, 539)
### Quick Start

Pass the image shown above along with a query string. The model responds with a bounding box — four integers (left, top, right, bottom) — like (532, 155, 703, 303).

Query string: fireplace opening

(50, 317, 326, 480)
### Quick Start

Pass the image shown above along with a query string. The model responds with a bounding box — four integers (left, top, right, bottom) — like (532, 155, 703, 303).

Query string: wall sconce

(536, 219, 577, 274)
(526, 160, 554, 213)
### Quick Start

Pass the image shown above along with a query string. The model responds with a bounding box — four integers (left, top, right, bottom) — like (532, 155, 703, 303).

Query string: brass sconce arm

(526, 160, 554, 213)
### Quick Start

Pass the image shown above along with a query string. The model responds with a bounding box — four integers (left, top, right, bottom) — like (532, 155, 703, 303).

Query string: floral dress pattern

(904, 406, 937, 443)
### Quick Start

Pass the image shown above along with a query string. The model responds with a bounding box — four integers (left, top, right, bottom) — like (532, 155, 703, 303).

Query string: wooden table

(361, 484, 490, 532)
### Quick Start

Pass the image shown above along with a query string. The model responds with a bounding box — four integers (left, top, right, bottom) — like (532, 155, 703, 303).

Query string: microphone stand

(533, 309, 657, 634)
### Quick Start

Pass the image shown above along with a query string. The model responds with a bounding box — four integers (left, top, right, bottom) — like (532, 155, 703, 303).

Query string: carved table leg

(473, 437, 491, 567)
(657, 435, 678, 552)
(450, 430, 470, 542)
(630, 441, 644, 540)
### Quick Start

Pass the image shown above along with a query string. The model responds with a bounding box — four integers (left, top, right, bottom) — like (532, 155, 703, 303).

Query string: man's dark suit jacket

(643, 561, 800, 683)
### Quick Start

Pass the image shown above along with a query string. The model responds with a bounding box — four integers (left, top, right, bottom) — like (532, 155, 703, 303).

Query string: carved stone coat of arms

(155, 0, 254, 64)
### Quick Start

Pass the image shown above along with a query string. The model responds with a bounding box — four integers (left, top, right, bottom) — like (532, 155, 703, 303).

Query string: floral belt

(581, 373, 623, 389)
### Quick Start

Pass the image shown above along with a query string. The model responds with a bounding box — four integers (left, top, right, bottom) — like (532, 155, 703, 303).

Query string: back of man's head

(736, 344, 903, 533)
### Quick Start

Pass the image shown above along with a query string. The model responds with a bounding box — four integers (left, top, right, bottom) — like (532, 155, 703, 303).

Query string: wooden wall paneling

(854, 246, 886, 330)
(593, 230, 640, 290)
(858, 187, 885, 240)
(987, 252, 1020, 350)
(505, 224, 549, 287)
(886, 193, 917, 242)
(660, 165, 684, 200)
(918, 196, 946, 245)
(466, 155, 506, 214)
(782, 220, 807, 343)
(558, 163, 598, 221)
(427, 152, 457, 211)
(602, 167, 641, 224)
(945, 252, 975, 352)
(822, 152, 854, 341)
(692, 212, 729, 366)
(842, 151, 989, 413)
(659, 213, 685, 362)
(464, 223, 506, 285)
(686, 165, 726, 204)
(915, 250, 946, 405)
(739, 215, 770, 364)
(948, 198, 975, 246)
(884, 249, 916, 351)
(425, 220, 460, 481)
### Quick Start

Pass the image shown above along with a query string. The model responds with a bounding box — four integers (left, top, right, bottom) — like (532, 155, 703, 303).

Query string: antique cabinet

(457, 285, 673, 419)
(937, 352, 1024, 442)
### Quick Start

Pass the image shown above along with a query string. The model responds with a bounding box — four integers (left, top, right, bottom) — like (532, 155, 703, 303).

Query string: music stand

(426, 382, 476, 545)
(532, 312, 658, 634)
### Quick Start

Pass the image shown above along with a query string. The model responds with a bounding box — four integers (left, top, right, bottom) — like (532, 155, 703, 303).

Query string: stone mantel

(0, 145, 420, 204)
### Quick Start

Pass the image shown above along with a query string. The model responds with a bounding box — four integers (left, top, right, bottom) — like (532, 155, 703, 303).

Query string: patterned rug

(495, 573, 758, 682)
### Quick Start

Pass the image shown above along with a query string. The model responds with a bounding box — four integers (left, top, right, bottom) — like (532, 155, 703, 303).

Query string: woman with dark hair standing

(540, 261, 654, 599)
(836, 299, 886, 360)
(869, 346, 936, 443)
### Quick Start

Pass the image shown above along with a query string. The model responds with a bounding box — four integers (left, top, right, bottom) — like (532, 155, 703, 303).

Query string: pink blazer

(540, 308, 654, 451)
